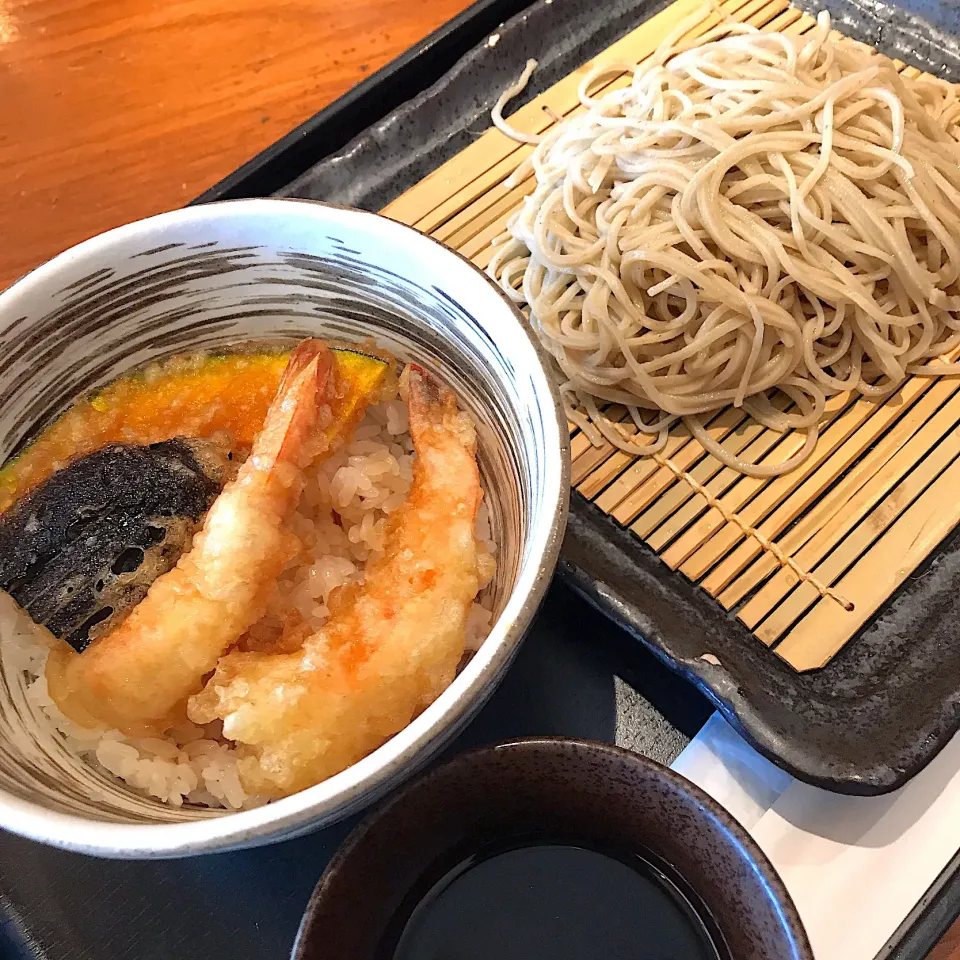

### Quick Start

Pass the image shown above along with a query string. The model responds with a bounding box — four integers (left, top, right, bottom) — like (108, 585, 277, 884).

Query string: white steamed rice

(2, 395, 496, 811)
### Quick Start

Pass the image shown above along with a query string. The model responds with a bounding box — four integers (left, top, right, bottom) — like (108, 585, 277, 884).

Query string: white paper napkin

(671, 713, 960, 960)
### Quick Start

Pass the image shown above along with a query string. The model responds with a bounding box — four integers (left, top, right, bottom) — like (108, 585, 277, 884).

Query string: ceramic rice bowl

(0, 198, 568, 858)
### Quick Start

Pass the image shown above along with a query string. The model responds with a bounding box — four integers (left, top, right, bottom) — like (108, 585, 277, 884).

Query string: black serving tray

(195, 0, 960, 799)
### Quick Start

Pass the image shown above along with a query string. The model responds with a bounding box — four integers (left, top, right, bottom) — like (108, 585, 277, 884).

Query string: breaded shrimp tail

(46, 340, 334, 736)
(189, 365, 489, 797)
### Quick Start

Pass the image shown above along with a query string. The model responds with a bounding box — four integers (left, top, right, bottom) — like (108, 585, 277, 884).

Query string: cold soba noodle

(489, 9, 960, 477)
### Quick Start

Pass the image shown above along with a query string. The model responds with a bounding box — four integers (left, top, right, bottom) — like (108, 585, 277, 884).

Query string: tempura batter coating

(46, 341, 334, 736)
(188, 366, 486, 798)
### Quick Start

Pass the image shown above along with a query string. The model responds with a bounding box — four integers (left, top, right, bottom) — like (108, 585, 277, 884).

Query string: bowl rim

(0, 198, 570, 857)
(292, 736, 814, 960)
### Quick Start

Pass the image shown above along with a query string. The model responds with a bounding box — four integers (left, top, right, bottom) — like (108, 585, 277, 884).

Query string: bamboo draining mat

(382, 0, 960, 673)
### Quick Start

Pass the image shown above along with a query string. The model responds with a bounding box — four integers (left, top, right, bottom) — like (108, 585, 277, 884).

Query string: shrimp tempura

(188, 366, 490, 797)
(46, 340, 334, 736)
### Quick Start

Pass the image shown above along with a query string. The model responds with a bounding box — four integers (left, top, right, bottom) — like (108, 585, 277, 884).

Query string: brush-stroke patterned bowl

(0, 198, 569, 858)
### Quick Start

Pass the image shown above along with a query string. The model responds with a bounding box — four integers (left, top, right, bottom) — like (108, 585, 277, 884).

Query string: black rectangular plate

(196, 0, 960, 798)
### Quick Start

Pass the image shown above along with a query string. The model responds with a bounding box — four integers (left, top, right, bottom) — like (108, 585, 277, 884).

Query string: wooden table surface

(2, 1, 960, 958)
(934, 926, 960, 960)
(0, 0, 472, 289)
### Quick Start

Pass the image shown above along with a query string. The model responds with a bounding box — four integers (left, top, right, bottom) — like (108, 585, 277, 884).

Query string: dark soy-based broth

(382, 840, 727, 960)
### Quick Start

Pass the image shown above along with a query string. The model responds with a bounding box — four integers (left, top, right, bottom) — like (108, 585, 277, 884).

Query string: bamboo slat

(679, 378, 936, 583)
(719, 378, 960, 610)
(768, 436, 960, 668)
(381, 0, 960, 673)
(742, 385, 960, 637)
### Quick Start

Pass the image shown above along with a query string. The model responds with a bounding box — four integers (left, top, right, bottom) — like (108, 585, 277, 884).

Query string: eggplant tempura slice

(0, 436, 236, 653)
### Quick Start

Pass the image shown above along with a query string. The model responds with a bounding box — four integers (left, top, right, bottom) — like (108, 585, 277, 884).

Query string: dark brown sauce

(379, 839, 728, 960)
